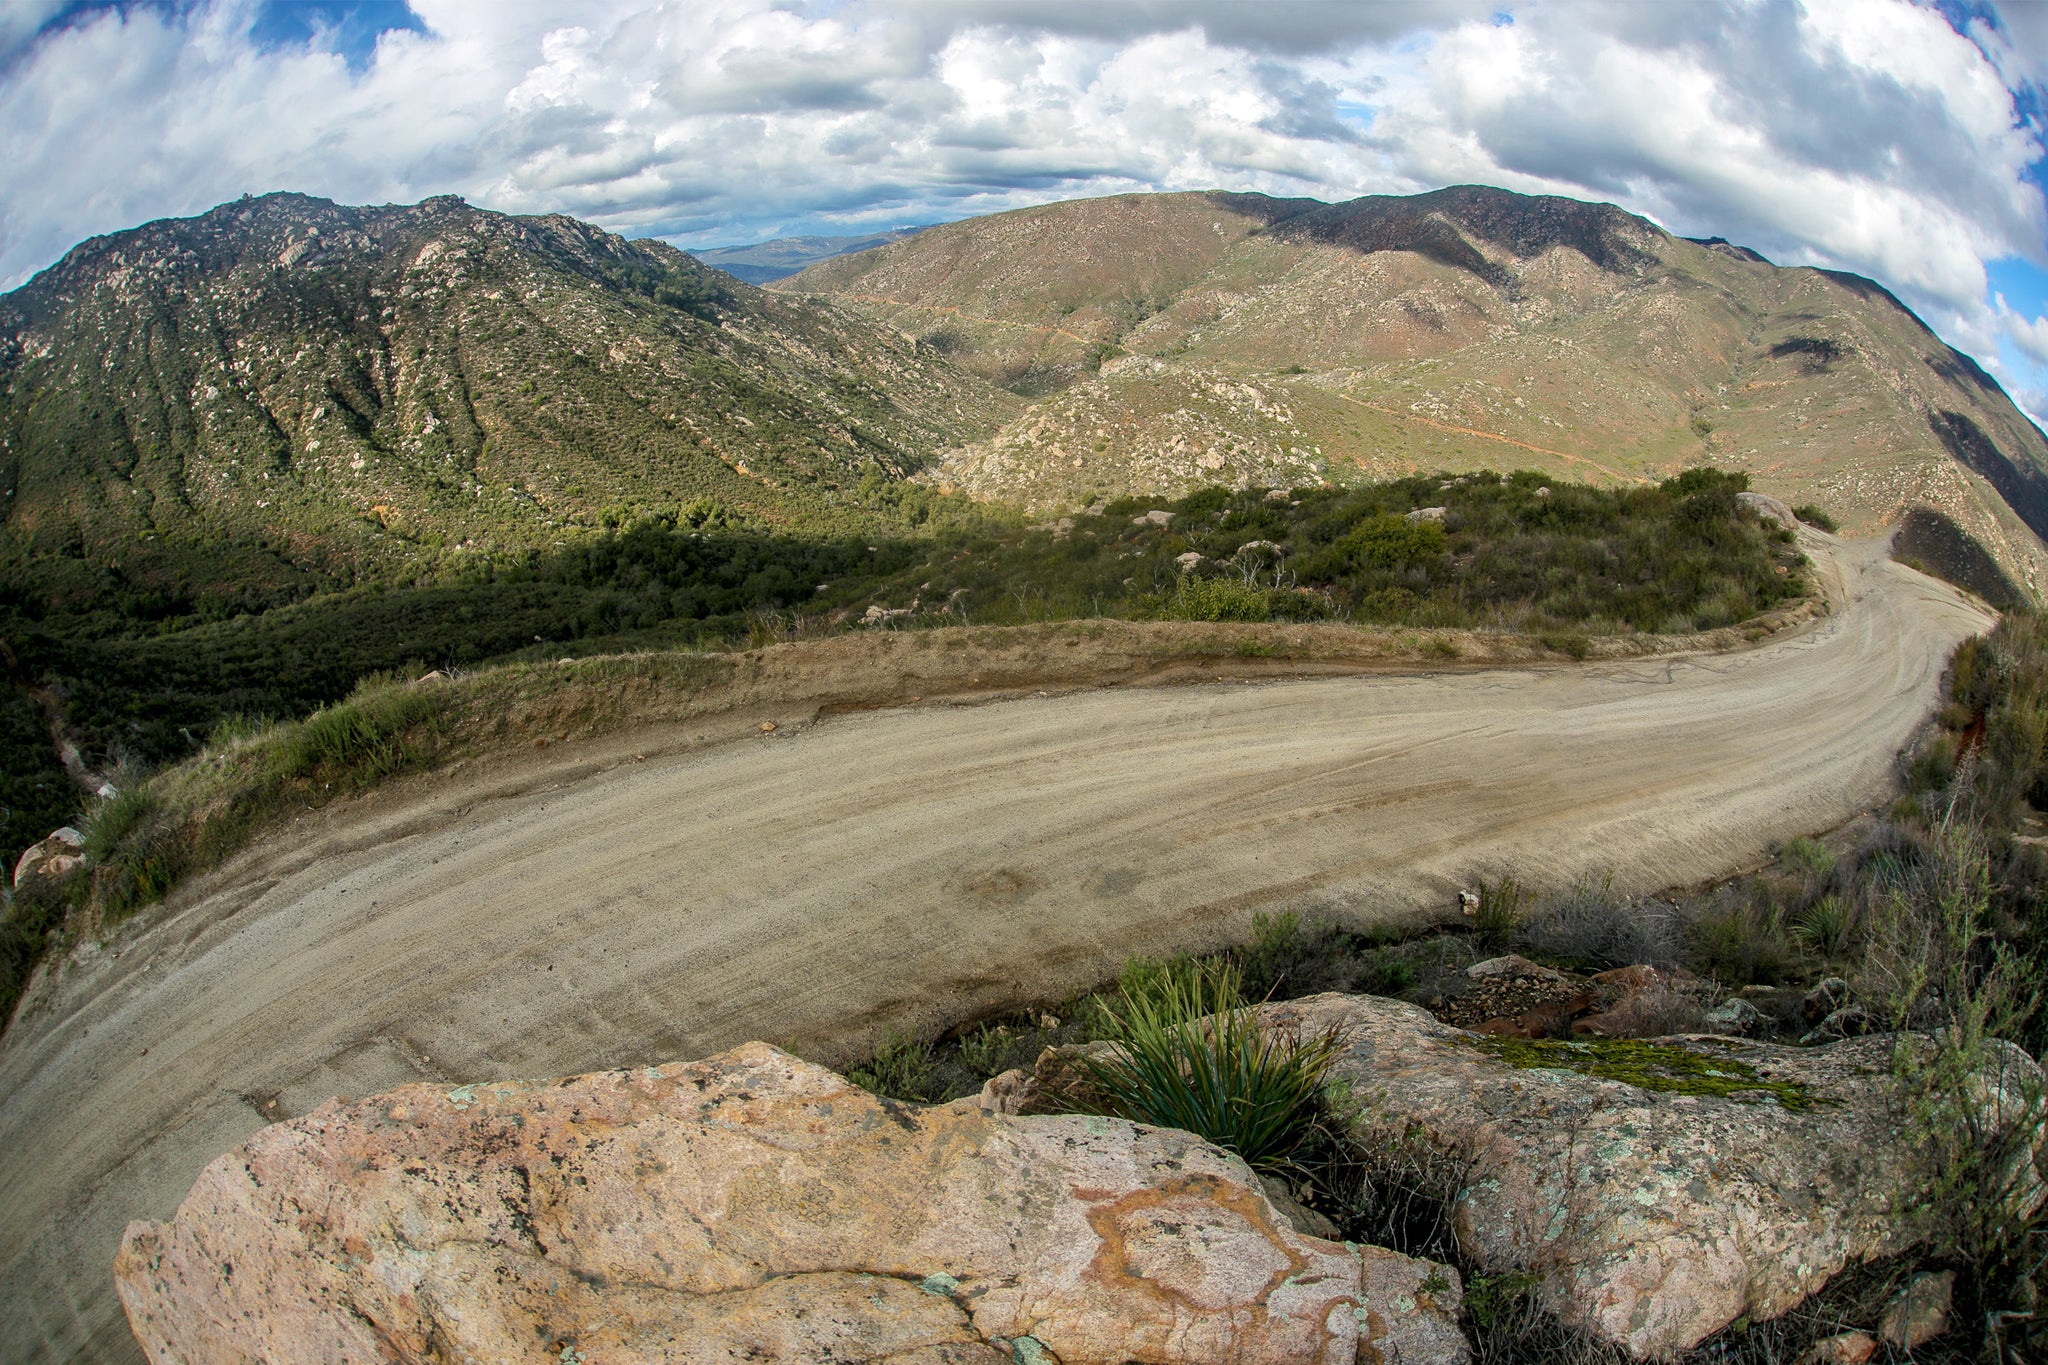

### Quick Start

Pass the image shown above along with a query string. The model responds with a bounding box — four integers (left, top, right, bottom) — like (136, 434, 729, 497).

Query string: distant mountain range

(0, 194, 1011, 616)
(778, 186, 2048, 591)
(689, 227, 932, 284)
(5, 181, 2047, 870)
(6, 183, 2047, 618)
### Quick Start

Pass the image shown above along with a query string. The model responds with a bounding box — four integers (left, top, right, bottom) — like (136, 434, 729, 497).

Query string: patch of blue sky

(247, 0, 425, 72)
(1335, 101, 1375, 132)
(36, 0, 424, 73)
(1991, 256, 2048, 319)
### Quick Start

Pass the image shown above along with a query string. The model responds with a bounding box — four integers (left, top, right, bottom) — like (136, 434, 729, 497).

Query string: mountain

(780, 187, 2048, 590)
(0, 194, 1016, 618)
(689, 227, 933, 284)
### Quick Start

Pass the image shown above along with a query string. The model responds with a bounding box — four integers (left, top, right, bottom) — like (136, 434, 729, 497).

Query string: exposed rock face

(1266, 993, 2043, 1360)
(118, 1042, 1399, 1365)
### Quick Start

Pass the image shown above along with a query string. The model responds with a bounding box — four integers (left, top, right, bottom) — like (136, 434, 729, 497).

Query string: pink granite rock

(117, 1042, 1378, 1364)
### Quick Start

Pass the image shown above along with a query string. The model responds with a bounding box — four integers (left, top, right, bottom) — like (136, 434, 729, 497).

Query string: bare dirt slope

(0, 532, 1990, 1364)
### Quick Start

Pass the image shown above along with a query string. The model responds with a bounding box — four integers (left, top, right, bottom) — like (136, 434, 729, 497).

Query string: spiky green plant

(1791, 894, 1855, 958)
(1070, 959, 1344, 1170)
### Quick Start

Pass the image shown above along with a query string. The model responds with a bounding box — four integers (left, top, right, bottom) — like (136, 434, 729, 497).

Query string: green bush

(1790, 894, 1854, 958)
(1344, 513, 1446, 570)
(1791, 504, 1838, 532)
(1354, 950, 1416, 996)
(82, 787, 160, 864)
(1473, 878, 1526, 950)
(1684, 899, 1797, 984)
(1163, 575, 1271, 622)
(848, 1030, 943, 1102)
(1870, 824, 2047, 1354)
(1233, 911, 1364, 1000)
(1070, 959, 1345, 1171)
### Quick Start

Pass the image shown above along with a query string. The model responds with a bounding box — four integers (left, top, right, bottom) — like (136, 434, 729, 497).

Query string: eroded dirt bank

(0, 534, 1991, 1364)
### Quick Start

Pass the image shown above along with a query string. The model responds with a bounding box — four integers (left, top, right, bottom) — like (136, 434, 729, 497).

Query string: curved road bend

(0, 533, 1993, 1364)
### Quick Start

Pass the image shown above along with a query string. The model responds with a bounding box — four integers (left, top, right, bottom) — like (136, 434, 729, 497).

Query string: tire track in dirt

(0, 533, 1992, 1364)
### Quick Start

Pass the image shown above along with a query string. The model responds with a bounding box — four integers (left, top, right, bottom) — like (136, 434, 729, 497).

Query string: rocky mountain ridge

(782, 186, 2048, 590)
(0, 192, 1015, 617)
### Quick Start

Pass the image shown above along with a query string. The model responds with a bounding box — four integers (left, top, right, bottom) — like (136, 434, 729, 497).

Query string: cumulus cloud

(0, 0, 2044, 404)
(2005, 298, 2048, 366)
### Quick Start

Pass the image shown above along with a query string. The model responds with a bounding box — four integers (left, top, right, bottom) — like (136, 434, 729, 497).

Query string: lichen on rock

(1264, 992, 2044, 1360)
(115, 1041, 1454, 1365)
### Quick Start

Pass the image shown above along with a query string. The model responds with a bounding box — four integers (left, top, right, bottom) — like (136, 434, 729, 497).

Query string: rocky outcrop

(1266, 992, 2043, 1360)
(11, 826, 83, 890)
(1737, 491, 1801, 531)
(117, 1042, 1470, 1365)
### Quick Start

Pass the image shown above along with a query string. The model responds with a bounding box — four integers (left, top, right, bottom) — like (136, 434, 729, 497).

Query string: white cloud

(0, 0, 2042, 412)
(2003, 298, 2048, 367)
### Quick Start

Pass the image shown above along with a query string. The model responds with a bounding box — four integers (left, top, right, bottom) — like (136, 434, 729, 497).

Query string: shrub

(1903, 731, 1958, 793)
(1345, 513, 1446, 570)
(957, 1019, 1057, 1081)
(1789, 894, 1855, 958)
(1473, 878, 1526, 950)
(1683, 899, 1797, 985)
(1517, 878, 1683, 969)
(81, 787, 160, 865)
(1791, 504, 1838, 532)
(1869, 823, 2048, 1356)
(1163, 576, 1270, 622)
(1070, 959, 1345, 1171)
(1777, 835, 1835, 881)
(1234, 911, 1360, 1001)
(1354, 950, 1416, 996)
(848, 1030, 943, 1102)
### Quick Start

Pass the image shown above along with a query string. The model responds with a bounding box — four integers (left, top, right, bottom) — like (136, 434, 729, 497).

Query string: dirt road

(0, 533, 1991, 1364)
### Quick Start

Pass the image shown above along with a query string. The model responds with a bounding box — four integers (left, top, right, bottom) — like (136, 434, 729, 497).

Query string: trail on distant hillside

(0, 531, 1990, 1365)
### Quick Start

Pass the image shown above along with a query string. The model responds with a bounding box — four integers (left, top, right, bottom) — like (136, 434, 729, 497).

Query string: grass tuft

(1069, 958, 1345, 1171)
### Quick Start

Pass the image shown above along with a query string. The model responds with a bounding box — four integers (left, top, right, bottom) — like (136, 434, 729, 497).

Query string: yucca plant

(1070, 959, 1345, 1171)
(1791, 894, 1855, 958)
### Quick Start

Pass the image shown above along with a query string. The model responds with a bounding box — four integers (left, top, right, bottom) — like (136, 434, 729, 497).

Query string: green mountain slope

(0, 192, 1018, 620)
(780, 186, 2048, 591)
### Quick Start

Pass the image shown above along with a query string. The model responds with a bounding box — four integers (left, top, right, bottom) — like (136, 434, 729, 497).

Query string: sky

(4, 0, 2048, 417)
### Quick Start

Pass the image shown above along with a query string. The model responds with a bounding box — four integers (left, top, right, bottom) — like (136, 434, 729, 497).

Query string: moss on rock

(1469, 1034, 1816, 1110)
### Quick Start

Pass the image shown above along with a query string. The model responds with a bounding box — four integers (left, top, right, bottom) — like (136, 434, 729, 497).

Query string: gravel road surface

(0, 532, 1992, 1363)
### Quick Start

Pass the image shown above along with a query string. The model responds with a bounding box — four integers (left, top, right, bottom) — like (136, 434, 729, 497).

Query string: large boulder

(118, 1042, 1429, 1365)
(11, 825, 83, 891)
(1265, 993, 2043, 1360)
